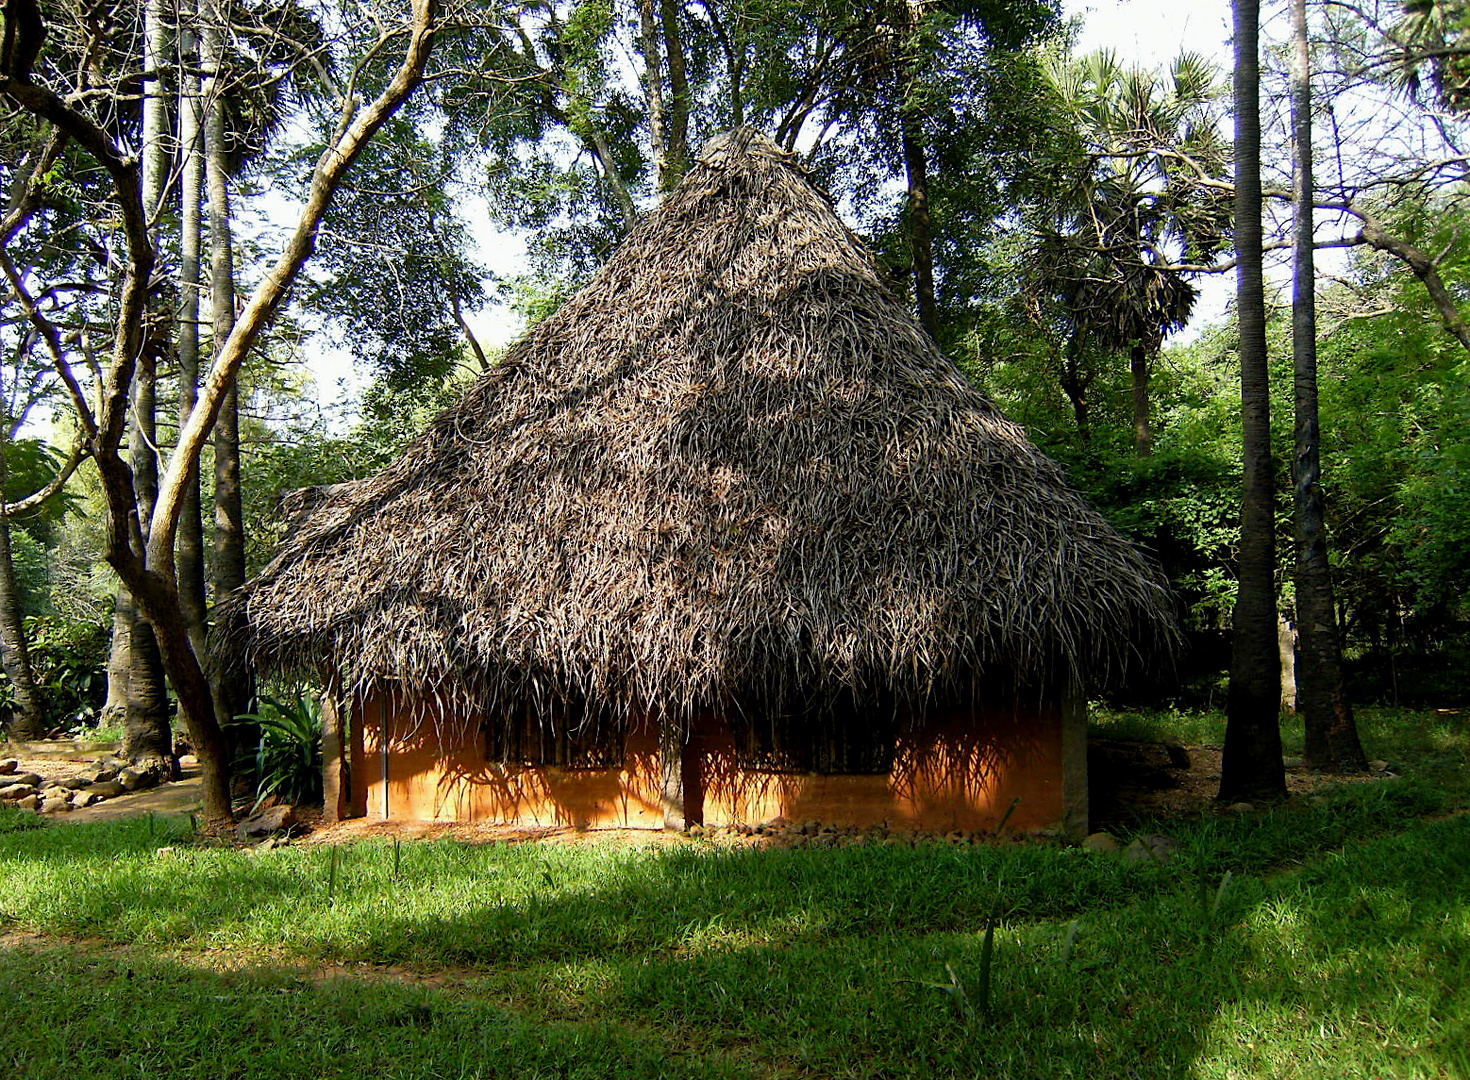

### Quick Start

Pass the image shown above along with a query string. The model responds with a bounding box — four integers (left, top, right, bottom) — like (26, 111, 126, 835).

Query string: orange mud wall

(339, 688, 1088, 836)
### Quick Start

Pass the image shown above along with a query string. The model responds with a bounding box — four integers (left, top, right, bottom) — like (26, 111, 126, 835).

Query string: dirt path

(60, 764, 204, 824)
(2, 741, 203, 824)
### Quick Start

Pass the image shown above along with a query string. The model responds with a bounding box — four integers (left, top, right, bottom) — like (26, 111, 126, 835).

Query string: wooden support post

(1061, 672, 1089, 840)
(319, 666, 347, 823)
(660, 713, 685, 831)
(347, 688, 366, 817)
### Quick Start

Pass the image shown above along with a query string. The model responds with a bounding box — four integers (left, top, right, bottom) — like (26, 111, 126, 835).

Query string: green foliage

(1393, 0, 1470, 110)
(228, 693, 323, 809)
(971, 316, 1244, 636)
(7, 531, 51, 620)
(1308, 197, 1470, 695)
(1, 438, 81, 548)
(241, 367, 467, 576)
(306, 117, 485, 390)
(0, 615, 108, 732)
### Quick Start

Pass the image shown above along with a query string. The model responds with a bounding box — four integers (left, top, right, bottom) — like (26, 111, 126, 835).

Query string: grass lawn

(2, 707, 1466, 1079)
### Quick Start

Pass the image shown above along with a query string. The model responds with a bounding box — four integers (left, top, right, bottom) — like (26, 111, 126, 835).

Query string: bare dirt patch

(1, 741, 204, 822)
(1089, 740, 1395, 830)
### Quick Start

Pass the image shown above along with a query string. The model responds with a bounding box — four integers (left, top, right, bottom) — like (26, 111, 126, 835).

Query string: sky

(1063, 0, 1233, 70)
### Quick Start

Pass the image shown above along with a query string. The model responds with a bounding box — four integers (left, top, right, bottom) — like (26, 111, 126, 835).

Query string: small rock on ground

(1123, 833, 1179, 864)
(238, 805, 297, 840)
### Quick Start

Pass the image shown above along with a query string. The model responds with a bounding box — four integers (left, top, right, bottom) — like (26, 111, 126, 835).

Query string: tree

(1290, 0, 1368, 771)
(1029, 50, 1232, 458)
(797, 0, 1058, 342)
(1, 0, 443, 823)
(201, 0, 250, 740)
(1220, 0, 1287, 804)
(464, 0, 1058, 333)
(0, 388, 44, 738)
(116, 0, 175, 777)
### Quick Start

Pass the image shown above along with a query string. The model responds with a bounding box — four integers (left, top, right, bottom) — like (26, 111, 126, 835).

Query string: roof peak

(696, 126, 796, 168)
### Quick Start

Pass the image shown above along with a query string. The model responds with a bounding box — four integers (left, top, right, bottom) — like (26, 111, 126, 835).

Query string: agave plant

(228, 693, 323, 810)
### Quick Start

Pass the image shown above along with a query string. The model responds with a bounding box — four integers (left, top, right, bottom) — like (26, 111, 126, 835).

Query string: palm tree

(1220, 0, 1287, 804)
(1291, 0, 1368, 772)
(1032, 51, 1231, 456)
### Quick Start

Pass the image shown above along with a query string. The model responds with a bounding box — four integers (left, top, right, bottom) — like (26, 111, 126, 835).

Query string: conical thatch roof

(227, 128, 1177, 720)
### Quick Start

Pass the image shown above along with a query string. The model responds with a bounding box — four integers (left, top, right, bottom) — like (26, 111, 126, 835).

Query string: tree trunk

(101, 597, 131, 731)
(0, 417, 46, 740)
(1278, 612, 1297, 714)
(1290, 0, 1367, 773)
(212, 384, 249, 727)
(660, 0, 690, 184)
(122, 617, 177, 776)
(900, 115, 939, 342)
(1220, 0, 1287, 804)
(120, 0, 175, 767)
(203, 0, 252, 749)
(176, 9, 208, 659)
(1130, 341, 1153, 457)
(1060, 337, 1091, 440)
(639, 0, 667, 189)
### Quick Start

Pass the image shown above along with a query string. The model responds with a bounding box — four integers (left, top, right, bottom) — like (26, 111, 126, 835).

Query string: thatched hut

(228, 128, 1177, 837)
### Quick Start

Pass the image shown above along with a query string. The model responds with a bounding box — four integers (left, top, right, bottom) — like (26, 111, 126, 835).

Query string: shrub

(0, 615, 108, 734)
(228, 693, 323, 809)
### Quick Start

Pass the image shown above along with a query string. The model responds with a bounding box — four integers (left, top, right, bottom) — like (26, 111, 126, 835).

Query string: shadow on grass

(1, 784, 1466, 1077)
(0, 943, 733, 1080)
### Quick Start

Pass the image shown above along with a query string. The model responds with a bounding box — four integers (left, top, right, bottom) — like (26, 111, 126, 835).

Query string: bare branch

(0, 249, 99, 435)
(0, 438, 89, 517)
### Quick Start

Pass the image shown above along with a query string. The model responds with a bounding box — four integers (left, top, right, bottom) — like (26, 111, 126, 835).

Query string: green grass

(0, 806, 45, 834)
(1093, 703, 1468, 768)
(1, 708, 1467, 1079)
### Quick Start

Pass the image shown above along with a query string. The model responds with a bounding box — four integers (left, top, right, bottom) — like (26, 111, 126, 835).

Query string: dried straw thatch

(225, 128, 1178, 725)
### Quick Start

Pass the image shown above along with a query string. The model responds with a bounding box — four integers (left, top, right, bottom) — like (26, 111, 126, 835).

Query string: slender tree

(0, 365, 45, 740)
(118, 0, 175, 776)
(200, 0, 251, 736)
(176, 2, 208, 657)
(1290, 0, 1368, 772)
(1220, 0, 1287, 804)
(2, 0, 443, 823)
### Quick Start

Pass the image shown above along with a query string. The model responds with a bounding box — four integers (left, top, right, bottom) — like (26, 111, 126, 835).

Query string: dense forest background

(1, 0, 1467, 814)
